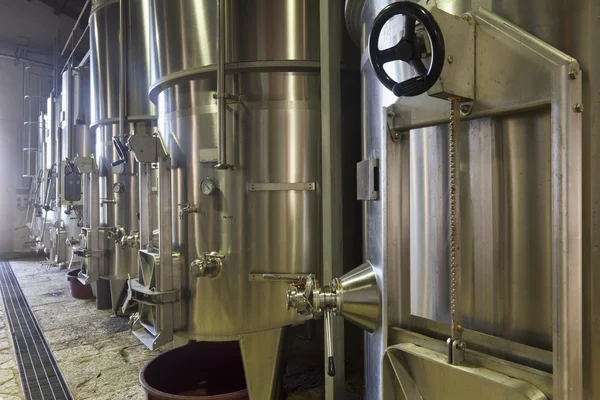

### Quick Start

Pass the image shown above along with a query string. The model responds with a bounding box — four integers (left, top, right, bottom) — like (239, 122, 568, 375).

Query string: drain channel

(0, 261, 72, 400)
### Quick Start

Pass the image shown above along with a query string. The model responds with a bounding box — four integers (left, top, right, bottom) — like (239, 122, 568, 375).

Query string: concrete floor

(0, 259, 363, 399)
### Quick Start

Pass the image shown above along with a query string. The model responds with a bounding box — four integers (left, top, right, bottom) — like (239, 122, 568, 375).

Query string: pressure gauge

(201, 178, 216, 196)
(113, 182, 125, 194)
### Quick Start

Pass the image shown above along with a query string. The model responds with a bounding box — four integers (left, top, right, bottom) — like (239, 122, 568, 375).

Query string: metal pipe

(61, 0, 91, 56)
(119, 0, 128, 139)
(0, 53, 53, 68)
(60, 24, 90, 74)
(215, 0, 230, 169)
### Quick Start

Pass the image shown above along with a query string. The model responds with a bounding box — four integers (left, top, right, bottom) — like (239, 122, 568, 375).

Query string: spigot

(101, 199, 116, 207)
(190, 251, 225, 278)
(178, 203, 199, 220)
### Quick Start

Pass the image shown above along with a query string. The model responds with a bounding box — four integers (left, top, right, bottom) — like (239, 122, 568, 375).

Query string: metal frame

(320, 0, 345, 398)
(551, 63, 582, 400)
(73, 155, 103, 284)
(378, 6, 582, 399)
(127, 132, 179, 350)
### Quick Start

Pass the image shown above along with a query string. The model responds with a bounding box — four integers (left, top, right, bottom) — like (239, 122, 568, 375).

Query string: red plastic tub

(140, 341, 249, 400)
(66, 269, 94, 300)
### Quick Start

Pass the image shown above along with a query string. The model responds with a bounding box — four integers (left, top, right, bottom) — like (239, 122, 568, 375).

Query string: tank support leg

(109, 278, 127, 314)
(239, 327, 285, 400)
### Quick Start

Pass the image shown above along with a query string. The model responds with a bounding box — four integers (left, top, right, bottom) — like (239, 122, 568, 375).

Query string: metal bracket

(356, 158, 379, 201)
(447, 338, 466, 365)
(247, 182, 316, 192)
(128, 132, 169, 163)
(128, 278, 179, 305)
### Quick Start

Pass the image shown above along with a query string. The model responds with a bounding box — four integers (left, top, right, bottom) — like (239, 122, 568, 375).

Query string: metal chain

(449, 98, 462, 340)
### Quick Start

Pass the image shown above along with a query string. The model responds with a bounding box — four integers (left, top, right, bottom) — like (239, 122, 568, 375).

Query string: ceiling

(32, 0, 89, 29)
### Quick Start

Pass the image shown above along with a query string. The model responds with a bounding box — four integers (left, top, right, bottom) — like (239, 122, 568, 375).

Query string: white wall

(0, 0, 84, 252)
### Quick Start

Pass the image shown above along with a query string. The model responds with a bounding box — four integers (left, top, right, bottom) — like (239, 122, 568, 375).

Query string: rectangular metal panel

(357, 158, 379, 201)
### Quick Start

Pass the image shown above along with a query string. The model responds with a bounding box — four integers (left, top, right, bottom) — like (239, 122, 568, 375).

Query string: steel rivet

(447, 55, 454, 64)
(574, 103, 584, 113)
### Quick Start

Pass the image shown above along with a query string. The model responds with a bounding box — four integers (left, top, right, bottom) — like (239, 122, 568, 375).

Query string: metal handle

(368, 1, 445, 97)
(111, 137, 129, 167)
(324, 310, 335, 376)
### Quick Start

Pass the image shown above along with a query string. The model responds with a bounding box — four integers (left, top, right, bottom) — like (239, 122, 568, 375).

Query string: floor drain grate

(0, 261, 72, 400)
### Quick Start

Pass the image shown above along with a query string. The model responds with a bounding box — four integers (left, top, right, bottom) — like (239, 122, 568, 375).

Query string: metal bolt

(461, 14, 473, 24)
(390, 130, 402, 142)
(568, 68, 578, 80)
(456, 342, 466, 351)
(574, 103, 584, 113)
(447, 55, 454, 64)
(387, 109, 395, 118)
(460, 103, 472, 116)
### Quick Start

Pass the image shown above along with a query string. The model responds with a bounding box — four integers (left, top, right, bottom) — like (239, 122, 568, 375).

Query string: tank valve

(190, 251, 225, 278)
(286, 263, 381, 377)
(178, 203, 200, 220)
(120, 232, 140, 249)
(106, 227, 126, 243)
(287, 275, 338, 376)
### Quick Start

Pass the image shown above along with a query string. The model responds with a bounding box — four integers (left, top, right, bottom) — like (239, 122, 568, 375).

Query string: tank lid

(345, 0, 366, 47)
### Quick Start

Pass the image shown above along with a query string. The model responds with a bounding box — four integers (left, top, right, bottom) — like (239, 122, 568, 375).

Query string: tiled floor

(5, 260, 168, 400)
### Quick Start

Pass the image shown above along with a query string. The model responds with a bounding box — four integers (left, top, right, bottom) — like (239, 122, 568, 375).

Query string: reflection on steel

(347, 0, 586, 398)
(121, 1, 360, 399)
(90, 0, 156, 311)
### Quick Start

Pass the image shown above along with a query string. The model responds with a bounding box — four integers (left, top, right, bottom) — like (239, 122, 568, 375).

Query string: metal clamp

(190, 251, 225, 278)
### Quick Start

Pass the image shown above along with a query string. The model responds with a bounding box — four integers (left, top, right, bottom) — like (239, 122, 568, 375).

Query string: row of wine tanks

(29, 0, 600, 398)
(28, 66, 94, 271)
(85, 0, 360, 398)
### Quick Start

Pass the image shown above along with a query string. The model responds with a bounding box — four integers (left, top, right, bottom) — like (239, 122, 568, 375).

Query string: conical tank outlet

(333, 262, 381, 333)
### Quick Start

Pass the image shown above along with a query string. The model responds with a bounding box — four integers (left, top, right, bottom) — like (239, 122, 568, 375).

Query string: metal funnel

(333, 262, 381, 333)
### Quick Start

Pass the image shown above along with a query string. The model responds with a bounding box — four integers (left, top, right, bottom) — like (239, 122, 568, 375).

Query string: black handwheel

(369, 1, 445, 97)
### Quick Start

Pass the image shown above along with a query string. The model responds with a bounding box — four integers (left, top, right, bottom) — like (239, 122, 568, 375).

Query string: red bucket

(66, 269, 94, 300)
(140, 341, 249, 400)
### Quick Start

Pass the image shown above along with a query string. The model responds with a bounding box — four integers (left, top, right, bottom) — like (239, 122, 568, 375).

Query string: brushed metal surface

(387, 344, 548, 400)
(410, 111, 553, 350)
(96, 124, 140, 280)
(157, 72, 322, 337)
(90, 0, 155, 125)
(355, 0, 594, 398)
(148, 0, 359, 339)
(358, 2, 406, 399)
(90, 0, 155, 281)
